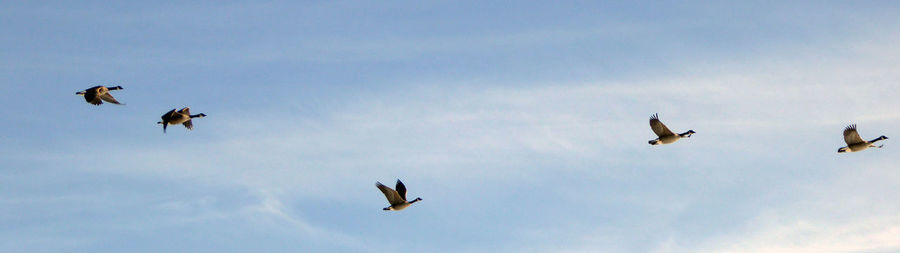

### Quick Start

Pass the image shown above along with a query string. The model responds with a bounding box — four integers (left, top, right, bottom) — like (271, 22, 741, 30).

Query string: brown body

(648, 113, 695, 145)
(838, 124, 888, 153)
(76, 85, 124, 105)
(376, 179, 422, 211)
(158, 107, 206, 133)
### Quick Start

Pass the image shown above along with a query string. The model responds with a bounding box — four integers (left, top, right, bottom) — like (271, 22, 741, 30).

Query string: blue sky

(2, 1, 900, 252)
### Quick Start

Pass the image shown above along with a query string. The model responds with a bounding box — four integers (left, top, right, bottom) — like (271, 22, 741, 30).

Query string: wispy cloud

(695, 158, 900, 253)
(241, 190, 370, 252)
(4, 2, 900, 252)
(41, 30, 900, 202)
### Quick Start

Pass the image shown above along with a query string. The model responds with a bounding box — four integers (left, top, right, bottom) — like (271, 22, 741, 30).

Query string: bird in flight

(838, 124, 888, 153)
(158, 107, 207, 133)
(648, 113, 695, 145)
(376, 179, 422, 211)
(76, 85, 124, 105)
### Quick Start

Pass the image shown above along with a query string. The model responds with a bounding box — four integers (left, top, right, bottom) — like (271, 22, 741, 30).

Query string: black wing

(84, 92, 102, 105)
(161, 109, 177, 133)
(395, 179, 407, 201)
(161, 109, 177, 120)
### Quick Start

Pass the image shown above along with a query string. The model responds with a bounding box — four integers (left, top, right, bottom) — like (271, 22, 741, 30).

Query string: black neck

(409, 198, 422, 204)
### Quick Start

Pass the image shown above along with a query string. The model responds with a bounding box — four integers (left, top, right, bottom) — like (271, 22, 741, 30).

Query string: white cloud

(693, 157, 900, 253)
(10, 17, 898, 252)
(51, 32, 900, 200)
(702, 215, 900, 253)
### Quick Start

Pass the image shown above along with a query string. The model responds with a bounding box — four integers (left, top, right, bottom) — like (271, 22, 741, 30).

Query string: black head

(687, 130, 696, 134)
(838, 147, 848, 153)
(881, 136, 889, 140)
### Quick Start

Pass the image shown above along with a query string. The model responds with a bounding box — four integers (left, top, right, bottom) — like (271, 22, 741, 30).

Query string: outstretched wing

(376, 182, 404, 205)
(161, 109, 177, 120)
(182, 120, 193, 130)
(161, 109, 177, 133)
(843, 124, 864, 145)
(649, 113, 675, 137)
(99, 93, 122, 105)
(395, 180, 408, 201)
(178, 107, 191, 115)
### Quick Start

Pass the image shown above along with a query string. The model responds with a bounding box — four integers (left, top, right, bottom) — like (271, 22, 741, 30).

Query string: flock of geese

(76, 85, 889, 211)
(75, 85, 207, 133)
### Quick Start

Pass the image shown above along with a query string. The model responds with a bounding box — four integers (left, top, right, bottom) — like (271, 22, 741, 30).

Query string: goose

(76, 85, 124, 105)
(157, 107, 206, 133)
(838, 124, 888, 153)
(376, 179, 422, 211)
(648, 113, 695, 145)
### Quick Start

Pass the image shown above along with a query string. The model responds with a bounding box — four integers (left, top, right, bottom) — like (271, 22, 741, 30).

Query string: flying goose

(648, 113, 695, 145)
(157, 107, 206, 133)
(838, 124, 888, 153)
(376, 179, 422, 211)
(76, 85, 124, 105)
